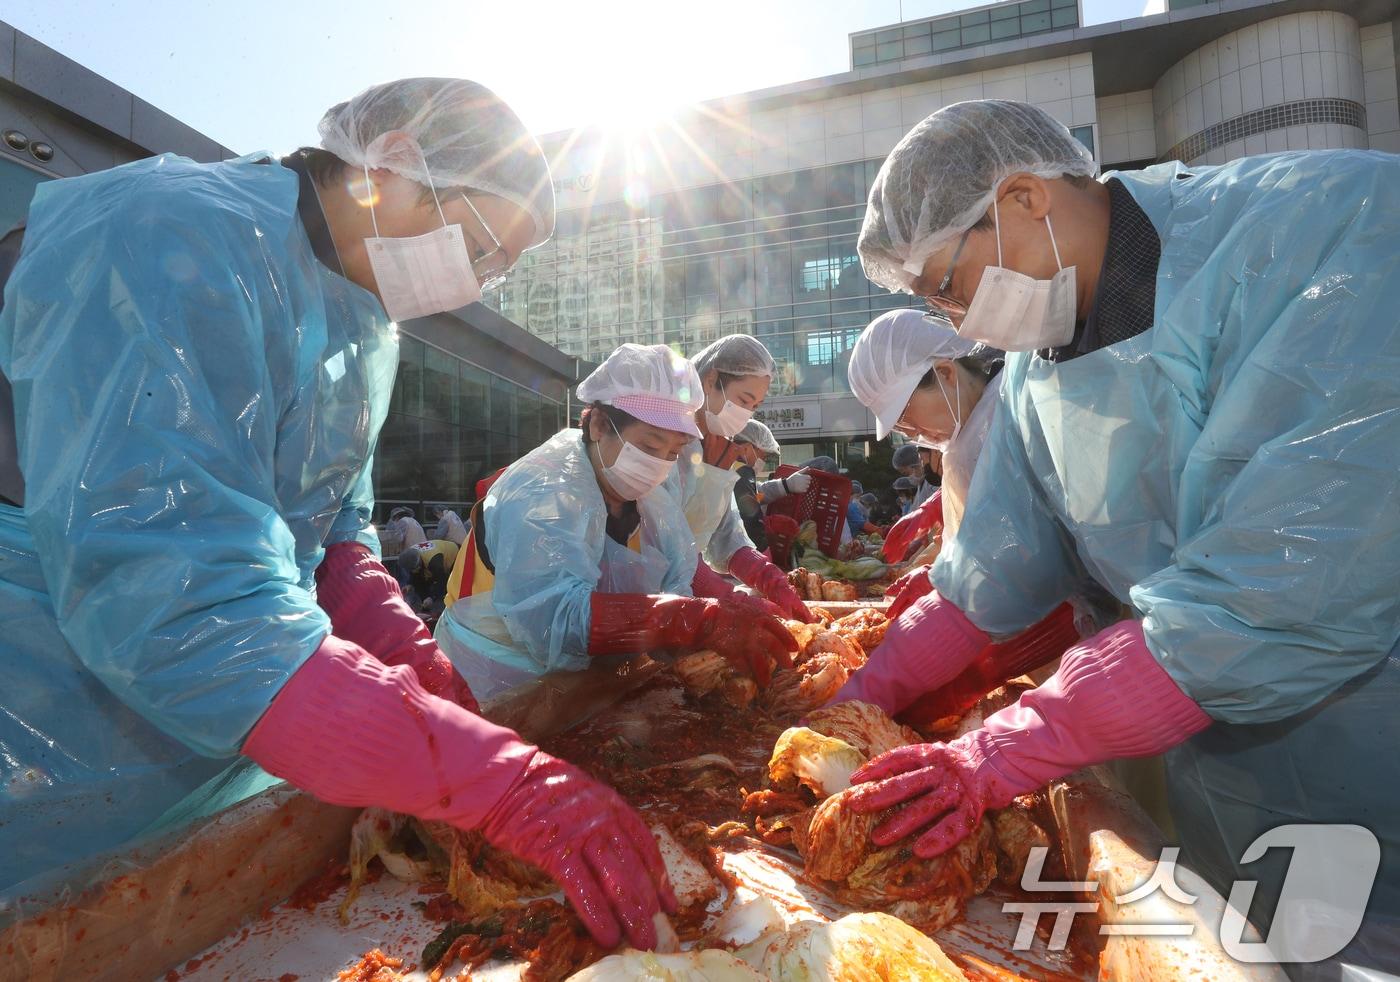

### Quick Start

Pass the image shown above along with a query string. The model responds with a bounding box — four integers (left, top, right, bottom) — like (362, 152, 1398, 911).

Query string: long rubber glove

(829, 590, 989, 714)
(882, 490, 942, 563)
(727, 546, 815, 623)
(587, 593, 796, 686)
(898, 602, 1080, 729)
(692, 555, 784, 619)
(315, 542, 478, 711)
(244, 637, 676, 948)
(885, 564, 935, 619)
(847, 620, 1211, 858)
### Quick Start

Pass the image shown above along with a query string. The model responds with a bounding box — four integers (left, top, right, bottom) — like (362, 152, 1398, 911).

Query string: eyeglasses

(459, 194, 511, 291)
(922, 227, 971, 325)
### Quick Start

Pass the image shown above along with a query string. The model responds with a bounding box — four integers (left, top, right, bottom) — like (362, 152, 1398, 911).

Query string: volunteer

(435, 342, 795, 703)
(0, 78, 676, 951)
(672, 335, 814, 622)
(842, 99, 1400, 964)
(730, 419, 780, 552)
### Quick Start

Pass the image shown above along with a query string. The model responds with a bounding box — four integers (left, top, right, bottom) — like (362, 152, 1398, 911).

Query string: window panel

(393, 337, 424, 417)
(422, 348, 458, 422)
(959, 9, 989, 25)
(1022, 11, 1051, 32)
(961, 23, 991, 45)
(991, 18, 1021, 40)
(876, 41, 903, 62)
(853, 48, 877, 67)
(904, 35, 933, 56)
(1051, 7, 1077, 28)
(991, 3, 1019, 20)
(932, 28, 961, 51)
(489, 375, 515, 434)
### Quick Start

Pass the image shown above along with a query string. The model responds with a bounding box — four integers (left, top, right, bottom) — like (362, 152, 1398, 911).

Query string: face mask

(704, 380, 753, 439)
(957, 198, 1076, 352)
(363, 157, 483, 323)
(595, 420, 673, 500)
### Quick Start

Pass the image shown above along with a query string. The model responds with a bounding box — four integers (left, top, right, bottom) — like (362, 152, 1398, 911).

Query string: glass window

(991, 3, 1019, 19)
(904, 34, 933, 57)
(422, 348, 458, 422)
(1051, 7, 1077, 28)
(1070, 125, 1096, 157)
(959, 9, 989, 25)
(489, 375, 515, 434)
(719, 251, 754, 311)
(932, 28, 961, 51)
(902, 24, 930, 39)
(991, 17, 1021, 40)
(393, 337, 424, 417)
(853, 34, 875, 50)
(0, 157, 50, 231)
(1052, 0, 1078, 8)
(853, 47, 877, 67)
(372, 413, 419, 501)
(1021, 0, 1049, 11)
(876, 28, 902, 44)
(876, 41, 903, 62)
(460, 364, 491, 430)
(755, 245, 793, 306)
(1022, 11, 1051, 32)
(961, 23, 991, 45)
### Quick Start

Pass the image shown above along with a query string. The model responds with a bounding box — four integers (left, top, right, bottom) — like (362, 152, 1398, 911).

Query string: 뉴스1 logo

(1003, 824, 1380, 965)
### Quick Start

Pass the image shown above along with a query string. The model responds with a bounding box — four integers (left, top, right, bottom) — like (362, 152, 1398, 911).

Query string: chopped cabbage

(735, 912, 968, 981)
(767, 727, 867, 798)
(565, 949, 763, 980)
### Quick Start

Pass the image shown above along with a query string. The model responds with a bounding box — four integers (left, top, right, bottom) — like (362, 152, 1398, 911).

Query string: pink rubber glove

(245, 638, 676, 948)
(885, 564, 934, 619)
(316, 542, 477, 711)
(691, 555, 783, 619)
(829, 590, 989, 714)
(847, 620, 1211, 858)
(728, 546, 815, 623)
(883, 490, 942, 563)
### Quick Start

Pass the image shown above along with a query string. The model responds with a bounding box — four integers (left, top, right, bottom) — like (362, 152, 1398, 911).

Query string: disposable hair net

(893, 476, 918, 492)
(892, 444, 922, 469)
(734, 419, 780, 455)
(860, 493, 878, 508)
(859, 100, 1096, 293)
(319, 77, 555, 248)
(803, 456, 839, 473)
(571, 340, 700, 425)
(693, 334, 776, 379)
(848, 308, 983, 439)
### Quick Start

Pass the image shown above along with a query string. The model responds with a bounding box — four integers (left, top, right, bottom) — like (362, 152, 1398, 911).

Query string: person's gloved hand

(316, 541, 477, 711)
(882, 490, 942, 563)
(885, 565, 935, 619)
(847, 620, 1211, 857)
(480, 752, 679, 949)
(728, 546, 815, 623)
(692, 555, 784, 618)
(829, 590, 988, 714)
(244, 638, 675, 949)
(588, 593, 796, 686)
(783, 469, 812, 495)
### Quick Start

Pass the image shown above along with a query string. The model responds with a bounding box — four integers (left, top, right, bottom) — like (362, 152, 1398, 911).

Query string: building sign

(756, 402, 822, 432)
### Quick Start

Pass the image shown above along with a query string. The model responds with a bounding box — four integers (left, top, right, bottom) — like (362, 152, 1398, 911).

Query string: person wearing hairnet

(435, 342, 795, 702)
(840, 99, 1400, 966)
(729, 419, 778, 553)
(892, 475, 917, 514)
(671, 335, 815, 622)
(0, 78, 679, 951)
(433, 506, 469, 546)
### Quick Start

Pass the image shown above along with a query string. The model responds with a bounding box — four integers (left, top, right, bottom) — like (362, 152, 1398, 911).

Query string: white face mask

(595, 420, 674, 501)
(957, 198, 1077, 352)
(703, 379, 754, 439)
(363, 159, 483, 323)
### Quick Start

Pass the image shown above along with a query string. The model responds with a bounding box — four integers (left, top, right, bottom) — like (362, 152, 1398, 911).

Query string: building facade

(489, 0, 1400, 462)
(0, 21, 581, 519)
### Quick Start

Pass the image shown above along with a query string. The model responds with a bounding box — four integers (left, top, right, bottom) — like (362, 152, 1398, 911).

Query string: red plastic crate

(771, 465, 853, 557)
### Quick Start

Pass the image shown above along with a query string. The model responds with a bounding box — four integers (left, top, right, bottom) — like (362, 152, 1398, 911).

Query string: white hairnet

(693, 334, 776, 379)
(576, 343, 704, 438)
(859, 100, 1096, 294)
(803, 455, 839, 473)
(848, 308, 981, 439)
(319, 78, 555, 249)
(734, 418, 780, 455)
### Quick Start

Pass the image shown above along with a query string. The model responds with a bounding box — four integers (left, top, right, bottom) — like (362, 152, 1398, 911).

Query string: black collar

(1042, 177, 1161, 363)
(280, 151, 345, 277)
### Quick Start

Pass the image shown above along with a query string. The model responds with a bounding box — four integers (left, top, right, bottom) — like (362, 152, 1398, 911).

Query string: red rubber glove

(883, 490, 942, 563)
(848, 620, 1211, 858)
(885, 564, 934, 619)
(316, 542, 477, 711)
(244, 638, 675, 948)
(588, 593, 796, 686)
(898, 602, 1079, 729)
(727, 546, 815, 623)
(691, 555, 783, 619)
(829, 590, 988, 714)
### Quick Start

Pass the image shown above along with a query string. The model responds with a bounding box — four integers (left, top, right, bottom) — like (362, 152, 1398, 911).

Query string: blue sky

(6, 0, 1151, 153)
